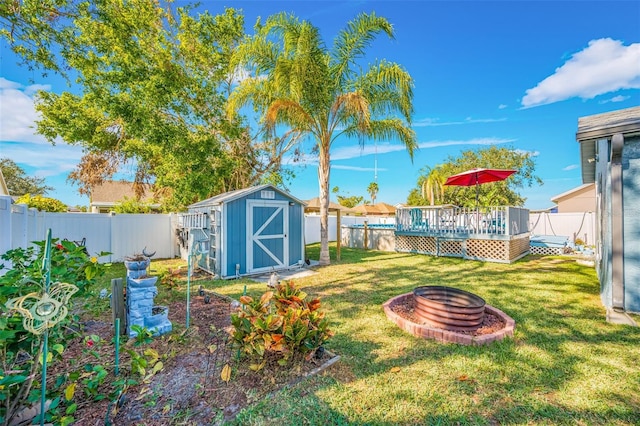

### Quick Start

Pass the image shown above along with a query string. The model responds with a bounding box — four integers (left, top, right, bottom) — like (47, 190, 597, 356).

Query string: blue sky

(1, 1, 639, 210)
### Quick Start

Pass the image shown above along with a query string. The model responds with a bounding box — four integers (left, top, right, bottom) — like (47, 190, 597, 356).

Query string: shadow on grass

(116, 245, 639, 425)
(225, 244, 640, 424)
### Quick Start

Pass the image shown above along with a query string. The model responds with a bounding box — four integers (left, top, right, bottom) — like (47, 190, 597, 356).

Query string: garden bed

(48, 293, 339, 425)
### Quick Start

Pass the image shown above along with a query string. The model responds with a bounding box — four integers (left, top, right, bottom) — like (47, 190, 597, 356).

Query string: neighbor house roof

(90, 181, 156, 209)
(550, 183, 595, 203)
(304, 197, 353, 213)
(577, 106, 640, 183)
(373, 202, 396, 215)
(352, 204, 381, 215)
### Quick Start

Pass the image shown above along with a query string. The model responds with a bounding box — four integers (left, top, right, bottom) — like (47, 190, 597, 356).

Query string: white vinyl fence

(2, 192, 595, 266)
(304, 214, 394, 244)
(1, 196, 179, 263)
(529, 211, 596, 245)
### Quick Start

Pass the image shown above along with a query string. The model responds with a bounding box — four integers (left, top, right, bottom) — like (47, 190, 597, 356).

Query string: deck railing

(396, 205, 529, 236)
(177, 212, 208, 229)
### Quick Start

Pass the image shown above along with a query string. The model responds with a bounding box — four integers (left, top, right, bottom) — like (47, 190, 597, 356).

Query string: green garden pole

(114, 318, 120, 376)
(39, 230, 53, 426)
(186, 251, 192, 329)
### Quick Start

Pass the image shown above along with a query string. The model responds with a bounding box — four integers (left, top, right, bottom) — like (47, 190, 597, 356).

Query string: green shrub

(14, 194, 68, 212)
(230, 281, 333, 369)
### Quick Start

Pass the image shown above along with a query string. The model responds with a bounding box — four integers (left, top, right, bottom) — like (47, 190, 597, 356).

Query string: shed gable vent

(260, 190, 275, 199)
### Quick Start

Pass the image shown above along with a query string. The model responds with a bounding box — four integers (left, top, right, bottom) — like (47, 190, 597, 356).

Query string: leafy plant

(230, 281, 333, 369)
(129, 325, 154, 346)
(0, 239, 109, 425)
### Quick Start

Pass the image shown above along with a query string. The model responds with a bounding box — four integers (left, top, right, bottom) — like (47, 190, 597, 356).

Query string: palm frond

(330, 92, 370, 133)
(343, 118, 416, 159)
(355, 60, 414, 122)
(226, 77, 269, 118)
(265, 99, 315, 134)
(331, 12, 394, 87)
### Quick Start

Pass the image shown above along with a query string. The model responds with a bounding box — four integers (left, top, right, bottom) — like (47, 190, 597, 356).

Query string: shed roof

(577, 106, 640, 183)
(189, 184, 305, 209)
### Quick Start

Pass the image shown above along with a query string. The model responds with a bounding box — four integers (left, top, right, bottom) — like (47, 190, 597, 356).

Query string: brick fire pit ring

(383, 292, 515, 346)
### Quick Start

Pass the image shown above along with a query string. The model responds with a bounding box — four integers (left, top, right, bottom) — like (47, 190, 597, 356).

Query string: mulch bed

(46, 292, 335, 425)
(389, 296, 506, 336)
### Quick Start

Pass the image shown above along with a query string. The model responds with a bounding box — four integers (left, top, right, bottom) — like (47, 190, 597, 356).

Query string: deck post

(336, 210, 341, 261)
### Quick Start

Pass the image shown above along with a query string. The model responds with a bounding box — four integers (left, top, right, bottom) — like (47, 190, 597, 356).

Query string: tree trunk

(318, 143, 331, 265)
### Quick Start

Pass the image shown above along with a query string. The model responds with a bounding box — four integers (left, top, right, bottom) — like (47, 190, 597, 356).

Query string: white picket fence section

(529, 211, 596, 245)
(0, 196, 179, 263)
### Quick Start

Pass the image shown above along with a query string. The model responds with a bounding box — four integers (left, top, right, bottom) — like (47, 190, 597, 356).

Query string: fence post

(0, 196, 11, 258)
(111, 278, 125, 335)
(363, 221, 368, 250)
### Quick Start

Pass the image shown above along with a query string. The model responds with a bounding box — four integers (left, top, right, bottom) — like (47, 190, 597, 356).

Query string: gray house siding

(596, 138, 612, 309)
(578, 106, 640, 315)
(622, 136, 640, 311)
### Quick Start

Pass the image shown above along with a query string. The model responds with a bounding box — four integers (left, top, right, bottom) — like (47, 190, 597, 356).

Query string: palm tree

(228, 12, 416, 265)
(420, 166, 446, 205)
(367, 181, 379, 204)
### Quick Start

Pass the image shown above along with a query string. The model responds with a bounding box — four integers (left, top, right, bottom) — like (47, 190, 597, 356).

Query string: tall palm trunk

(318, 142, 331, 265)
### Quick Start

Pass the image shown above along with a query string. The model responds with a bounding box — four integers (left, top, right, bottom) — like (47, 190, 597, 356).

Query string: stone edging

(382, 292, 515, 346)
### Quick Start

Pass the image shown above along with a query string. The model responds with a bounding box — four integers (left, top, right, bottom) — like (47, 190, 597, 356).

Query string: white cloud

(285, 137, 515, 166)
(498, 104, 508, 110)
(0, 78, 51, 144)
(417, 137, 515, 150)
(332, 165, 387, 172)
(1, 141, 83, 177)
(522, 38, 640, 108)
(598, 95, 630, 104)
(414, 116, 507, 127)
(0, 77, 21, 89)
(563, 164, 579, 171)
(515, 149, 540, 157)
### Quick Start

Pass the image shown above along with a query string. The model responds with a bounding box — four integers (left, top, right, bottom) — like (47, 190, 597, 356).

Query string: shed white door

(246, 200, 289, 273)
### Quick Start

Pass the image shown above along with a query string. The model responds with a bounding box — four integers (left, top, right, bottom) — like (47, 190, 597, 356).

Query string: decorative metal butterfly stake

(5, 230, 78, 426)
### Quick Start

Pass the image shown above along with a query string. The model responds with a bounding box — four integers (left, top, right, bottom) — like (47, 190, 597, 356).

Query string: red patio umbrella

(444, 168, 517, 207)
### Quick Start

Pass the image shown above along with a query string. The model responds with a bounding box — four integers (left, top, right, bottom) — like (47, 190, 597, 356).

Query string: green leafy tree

(113, 196, 155, 214)
(367, 181, 379, 204)
(336, 195, 364, 208)
(408, 146, 542, 207)
(15, 193, 67, 212)
(2, 3, 298, 210)
(420, 165, 447, 206)
(0, 158, 53, 196)
(228, 12, 416, 264)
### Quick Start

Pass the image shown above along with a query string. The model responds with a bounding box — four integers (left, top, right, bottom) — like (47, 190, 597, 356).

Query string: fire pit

(413, 286, 485, 331)
(382, 286, 515, 346)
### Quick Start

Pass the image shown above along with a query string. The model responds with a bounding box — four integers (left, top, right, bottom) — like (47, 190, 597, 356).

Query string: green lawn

(98, 245, 640, 425)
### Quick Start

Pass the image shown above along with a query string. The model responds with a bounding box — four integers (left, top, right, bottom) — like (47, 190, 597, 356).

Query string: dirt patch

(49, 293, 335, 425)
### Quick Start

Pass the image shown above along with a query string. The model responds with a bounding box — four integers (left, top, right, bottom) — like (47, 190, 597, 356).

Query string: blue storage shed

(185, 184, 306, 279)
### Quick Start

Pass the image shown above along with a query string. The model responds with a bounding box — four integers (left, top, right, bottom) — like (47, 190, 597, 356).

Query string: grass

(91, 244, 640, 425)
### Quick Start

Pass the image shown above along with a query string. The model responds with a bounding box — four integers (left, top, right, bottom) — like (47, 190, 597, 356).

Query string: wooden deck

(343, 206, 531, 263)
